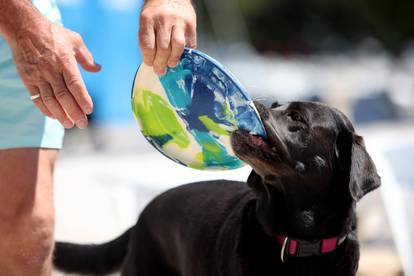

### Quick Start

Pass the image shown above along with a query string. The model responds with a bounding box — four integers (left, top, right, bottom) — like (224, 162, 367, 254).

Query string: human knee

(0, 149, 56, 274)
(0, 210, 55, 272)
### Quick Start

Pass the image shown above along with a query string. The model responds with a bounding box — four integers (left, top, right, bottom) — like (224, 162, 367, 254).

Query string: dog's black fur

(54, 102, 380, 276)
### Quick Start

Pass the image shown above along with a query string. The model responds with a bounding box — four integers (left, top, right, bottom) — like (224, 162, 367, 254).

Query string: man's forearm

(0, 0, 43, 43)
(144, 0, 193, 5)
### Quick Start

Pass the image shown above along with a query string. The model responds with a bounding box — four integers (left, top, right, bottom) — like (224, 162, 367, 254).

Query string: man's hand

(139, 0, 196, 75)
(0, 1, 100, 129)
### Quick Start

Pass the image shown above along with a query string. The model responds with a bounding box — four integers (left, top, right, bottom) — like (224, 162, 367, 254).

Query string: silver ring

(30, 94, 41, 101)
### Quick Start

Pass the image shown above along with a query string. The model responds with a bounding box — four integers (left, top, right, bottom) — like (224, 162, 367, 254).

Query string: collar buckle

(277, 234, 347, 262)
(280, 237, 289, 263)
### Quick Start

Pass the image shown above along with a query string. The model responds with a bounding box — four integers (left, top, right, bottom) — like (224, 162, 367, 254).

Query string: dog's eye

(287, 112, 304, 123)
(287, 112, 306, 132)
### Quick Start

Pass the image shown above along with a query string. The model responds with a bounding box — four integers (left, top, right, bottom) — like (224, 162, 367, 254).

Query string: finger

(39, 82, 74, 129)
(33, 97, 53, 118)
(47, 73, 88, 129)
(61, 56, 94, 115)
(185, 23, 197, 49)
(74, 46, 101, 73)
(28, 86, 54, 118)
(168, 25, 185, 68)
(139, 13, 156, 66)
(71, 32, 101, 72)
(153, 22, 172, 75)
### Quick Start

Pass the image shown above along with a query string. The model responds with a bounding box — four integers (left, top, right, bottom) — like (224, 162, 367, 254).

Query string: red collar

(276, 234, 347, 262)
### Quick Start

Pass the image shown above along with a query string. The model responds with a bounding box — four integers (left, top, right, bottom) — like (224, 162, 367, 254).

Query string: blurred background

(54, 0, 413, 275)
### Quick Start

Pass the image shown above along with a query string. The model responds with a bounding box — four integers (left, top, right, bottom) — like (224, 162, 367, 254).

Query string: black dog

(54, 101, 380, 276)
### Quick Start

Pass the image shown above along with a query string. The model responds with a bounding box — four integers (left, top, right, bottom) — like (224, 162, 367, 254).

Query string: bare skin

(0, 0, 196, 275)
(0, 149, 57, 276)
(0, 0, 196, 124)
(139, 0, 197, 75)
(0, 0, 101, 129)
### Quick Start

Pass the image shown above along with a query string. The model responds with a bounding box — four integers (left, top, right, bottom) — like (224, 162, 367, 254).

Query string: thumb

(74, 42, 101, 73)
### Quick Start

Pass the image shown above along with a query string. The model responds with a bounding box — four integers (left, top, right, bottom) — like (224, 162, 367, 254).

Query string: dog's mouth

(231, 104, 293, 170)
(231, 129, 282, 163)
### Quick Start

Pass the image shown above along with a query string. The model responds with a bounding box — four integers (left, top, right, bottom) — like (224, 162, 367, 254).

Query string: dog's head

(231, 101, 380, 238)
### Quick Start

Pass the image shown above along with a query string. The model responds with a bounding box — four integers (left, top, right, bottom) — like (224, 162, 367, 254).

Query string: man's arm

(0, 0, 100, 129)
(139, 0, 196, 75)
(0, 0, 39, 42)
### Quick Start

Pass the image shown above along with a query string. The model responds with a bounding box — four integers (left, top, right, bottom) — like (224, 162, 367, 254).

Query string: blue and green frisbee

(131, 48, 266, 170)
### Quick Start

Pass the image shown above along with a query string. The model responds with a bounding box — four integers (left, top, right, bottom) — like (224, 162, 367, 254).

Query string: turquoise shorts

(0, 0, 64, 150)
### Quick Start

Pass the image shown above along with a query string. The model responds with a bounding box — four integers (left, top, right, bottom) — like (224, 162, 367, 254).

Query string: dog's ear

(336, 131, 381, 201)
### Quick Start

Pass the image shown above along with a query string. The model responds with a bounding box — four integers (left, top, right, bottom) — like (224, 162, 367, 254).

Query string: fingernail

(169, 62, 179, 68)
(76, 119, 88, 129)
(83, 106, 93, 115)
(94, 61, 102, 69)
(158, 68, 167, 76)
(63, 120, 74, 129)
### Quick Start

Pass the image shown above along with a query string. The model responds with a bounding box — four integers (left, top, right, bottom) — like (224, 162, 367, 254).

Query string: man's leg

(0, 148, 57, 276)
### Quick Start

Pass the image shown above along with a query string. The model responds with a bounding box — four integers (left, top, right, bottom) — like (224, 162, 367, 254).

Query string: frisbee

(131, 48, 266, 170)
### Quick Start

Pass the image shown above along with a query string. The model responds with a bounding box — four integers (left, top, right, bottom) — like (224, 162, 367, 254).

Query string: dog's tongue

(247, 134, 272, 150)
(250, 135, 266, 146)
